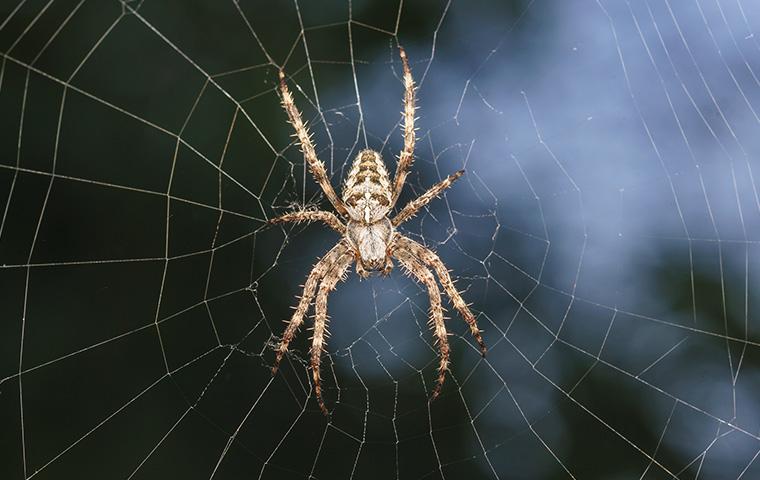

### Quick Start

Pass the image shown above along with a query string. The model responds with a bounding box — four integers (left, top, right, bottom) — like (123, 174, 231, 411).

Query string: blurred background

(2, 0, 760, 478)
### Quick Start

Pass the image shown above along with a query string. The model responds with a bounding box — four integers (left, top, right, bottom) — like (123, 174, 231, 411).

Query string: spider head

(346, 218, 394, 277)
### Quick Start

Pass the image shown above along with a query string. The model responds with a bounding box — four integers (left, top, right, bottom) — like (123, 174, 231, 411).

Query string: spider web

(1, 0, 760, 478)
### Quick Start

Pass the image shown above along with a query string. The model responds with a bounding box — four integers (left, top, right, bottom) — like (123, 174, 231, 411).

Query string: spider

(270, 46, 486, 415)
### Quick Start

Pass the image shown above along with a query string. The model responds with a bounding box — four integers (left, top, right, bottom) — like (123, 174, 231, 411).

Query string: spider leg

(393, 247, 450, 400)
(312, 249, 354, 415)
(272, 240, 351, 375)
(391, 45, 417, 207)
(392, 170, 465, 227)
(269, 210, 346, 234)
(278, 70, 349, 217)
(396, 235, 487, 356)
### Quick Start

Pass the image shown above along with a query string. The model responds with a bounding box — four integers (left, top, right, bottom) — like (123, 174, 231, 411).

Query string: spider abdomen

(343, 149, 392, 223)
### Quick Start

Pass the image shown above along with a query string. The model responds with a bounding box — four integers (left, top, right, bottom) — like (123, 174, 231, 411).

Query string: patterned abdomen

(342, 149, 392, 224)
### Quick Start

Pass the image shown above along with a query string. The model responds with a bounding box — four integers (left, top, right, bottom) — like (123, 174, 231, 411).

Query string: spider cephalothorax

(270, 46, 486, 415)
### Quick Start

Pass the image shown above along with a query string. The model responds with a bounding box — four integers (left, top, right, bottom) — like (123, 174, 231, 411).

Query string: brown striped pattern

(342, 149, 393, 224)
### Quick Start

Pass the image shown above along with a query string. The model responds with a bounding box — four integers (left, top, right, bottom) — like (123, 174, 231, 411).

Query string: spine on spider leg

(310, 304, 332, 415)
(278, 71, 321, 173)
(392, 170, 466, 226)
(271, 260, 325, 376)
(430, 339, 450, 402)
(441, 281, 487, 357)
(268, 211, 347, 234)
(310, 320, 329, 416)
(273, 313, 305, 375)
(445, 285, 487, 357)
(310, 251, 353, 415)
(313, 370, 329, 416)
(426, 307, 449, 326)
(278, 69, 348, 217)
(446, 282, 488, 357)
(400, 235, 488, 357)
(399, 46, 416, 153)
(393, 45, 418, 205)
(425, 277, 450, 401)
(463, 314, 487, 357)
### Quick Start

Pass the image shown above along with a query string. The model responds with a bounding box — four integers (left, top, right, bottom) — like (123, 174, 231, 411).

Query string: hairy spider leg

(272, 241, 352, 375)
(279, 70, 348, 217)
(311, 248, 354, 414)
(269, 210, 346, 234)
(393, 170, 465, 226)
(391, 45, 417, 206)
(395, 235, 487, 356)
(394, 247, 450, 399)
